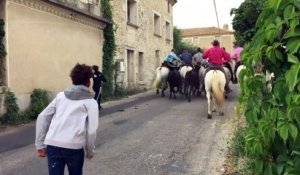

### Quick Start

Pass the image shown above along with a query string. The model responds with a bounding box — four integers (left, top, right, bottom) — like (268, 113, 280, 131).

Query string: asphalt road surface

(0, 84, 240, 175)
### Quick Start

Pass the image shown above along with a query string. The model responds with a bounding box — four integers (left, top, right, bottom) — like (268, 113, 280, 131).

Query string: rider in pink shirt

(202, 40, 231, 93)
(231, 43, 244, 83)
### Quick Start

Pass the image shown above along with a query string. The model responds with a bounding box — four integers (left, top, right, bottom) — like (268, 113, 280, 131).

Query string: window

(167, 2, 171, 13)
(138, 52, 144, 81)
(154, 13, 161, 36)
(127, 0, 137, 25)
(165, 21, 171, 40)
(155, 50, 160, 68)
(127, 50, 135, 82)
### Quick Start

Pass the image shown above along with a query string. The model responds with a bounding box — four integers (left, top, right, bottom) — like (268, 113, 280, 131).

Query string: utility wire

(213, 0, 221, 36)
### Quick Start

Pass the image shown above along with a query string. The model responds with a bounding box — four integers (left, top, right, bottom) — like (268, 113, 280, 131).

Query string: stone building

(181, 26, 235, 52)
(112, 0, 177, 88)
(0, 0, 110, 109)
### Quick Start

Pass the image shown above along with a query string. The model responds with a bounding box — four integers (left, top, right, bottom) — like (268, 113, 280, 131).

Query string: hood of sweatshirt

(64, 85, 94, 100)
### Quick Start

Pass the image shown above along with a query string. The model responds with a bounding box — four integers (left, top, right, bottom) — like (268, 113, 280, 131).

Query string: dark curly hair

(70, 63, 93, 85)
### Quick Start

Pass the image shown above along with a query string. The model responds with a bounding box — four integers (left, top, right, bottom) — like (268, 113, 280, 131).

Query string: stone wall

(112, 0, 175, 89)
(5, 0, 107, 109)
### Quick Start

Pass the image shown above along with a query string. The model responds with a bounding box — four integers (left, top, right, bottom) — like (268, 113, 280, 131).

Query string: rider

(201, 40, 231, 93)
(180, 48, 193, 65)
(163, 48, 182, 67)
(192, 47, 205, 66)
(222, 47, 234, 83)
(231, 42, 244, 83)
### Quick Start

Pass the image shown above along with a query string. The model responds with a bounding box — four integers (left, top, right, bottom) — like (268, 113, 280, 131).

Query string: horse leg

(162, 83, 167, 97)
(206, 91, 212, 119)
(156, 89, 159, 95)
(188, 86, 192, 102)
(212, 96, 217, 112)
(169, 86, 172, 99)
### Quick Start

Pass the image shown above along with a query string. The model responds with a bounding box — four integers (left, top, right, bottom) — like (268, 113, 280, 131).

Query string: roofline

(182, 33, 234, 37)
(168, 0, 177, 6)
(44, 0, 112, 25)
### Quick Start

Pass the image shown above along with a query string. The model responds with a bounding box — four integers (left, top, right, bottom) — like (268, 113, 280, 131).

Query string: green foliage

(230, 126, 247, 157)
(1, 91, 20, 124)
(230, 0, 266, 45)
(101, 0, 116, 98)
(239, 0, 300, 174)
(0, 19, 5, 58)
(0, 19, 6, 85)
(173, 27, 197, 54)
(27, 89, 49, 119)
(114, 84, 127, 97)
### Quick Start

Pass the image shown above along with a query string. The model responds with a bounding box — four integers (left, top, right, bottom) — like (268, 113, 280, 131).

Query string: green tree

(240, 0, 300, 174)
(230, 0, 266, 45)
(173, 27, 197, 54)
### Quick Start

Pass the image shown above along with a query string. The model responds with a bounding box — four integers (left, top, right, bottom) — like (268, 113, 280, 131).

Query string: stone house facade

(112, 0, 177, 88)
(181, 26, 235, 53)
(0, 0, 109, 109)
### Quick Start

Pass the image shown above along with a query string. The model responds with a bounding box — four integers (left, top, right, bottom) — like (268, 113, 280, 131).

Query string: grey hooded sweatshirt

(35, 85, 99, 157)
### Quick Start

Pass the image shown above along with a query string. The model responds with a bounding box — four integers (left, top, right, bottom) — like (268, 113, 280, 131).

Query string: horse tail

(152, 68, 161, 89)
(211, 73, 224, 109)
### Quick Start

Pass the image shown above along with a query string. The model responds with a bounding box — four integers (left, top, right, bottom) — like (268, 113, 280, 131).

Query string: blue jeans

(46, 145, 84, 175)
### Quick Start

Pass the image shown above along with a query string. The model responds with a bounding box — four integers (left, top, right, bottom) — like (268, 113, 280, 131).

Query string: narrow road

(0, 84, 239, 175)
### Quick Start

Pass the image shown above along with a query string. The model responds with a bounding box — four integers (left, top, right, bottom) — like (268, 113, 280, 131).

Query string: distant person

(202, 40, 231, 93)
(231, 42, 244, 83)
(180, 48, 193, 65)
(192, 47, 206, 66)
(92, 65, 107, 110)
(222, 47, 234, 82)
(35, 63, 99, 175)
(163, 48, 182, 67)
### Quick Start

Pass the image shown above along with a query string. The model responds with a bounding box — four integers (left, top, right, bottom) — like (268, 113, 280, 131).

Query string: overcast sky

(173, 0, 245, 30)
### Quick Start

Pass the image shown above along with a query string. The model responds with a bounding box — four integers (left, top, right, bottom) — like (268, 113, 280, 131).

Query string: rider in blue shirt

(180, 49, 193, 65)
(164, 49, 182, 66)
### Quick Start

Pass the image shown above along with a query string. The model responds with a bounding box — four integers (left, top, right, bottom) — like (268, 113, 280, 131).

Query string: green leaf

(279, 124, 289, 142)
(264, 163, 273, 175)
(284, 5, 296, 20)
(254, 142, 263, 155)
(277, 154, 288, 162)
(289, 123, 298, 141)
(294, 0, 300, 9)
(285, 64, 300, 91)
(288, 54, 300, 64)
(285, 27, 300, 39)
(255, 159, 264, 173)
(277, 164, 285, 175)
(286, 37, 300, 54)
(291, 150, 300, 156)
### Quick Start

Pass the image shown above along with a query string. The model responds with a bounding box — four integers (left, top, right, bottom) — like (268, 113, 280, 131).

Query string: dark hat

(212, 40, 220, 46)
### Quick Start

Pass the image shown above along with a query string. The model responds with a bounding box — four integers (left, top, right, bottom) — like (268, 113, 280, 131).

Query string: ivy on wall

(101, 0, 116, 98)
(0, 19, 5, 58)
(0, 19, 6, 85)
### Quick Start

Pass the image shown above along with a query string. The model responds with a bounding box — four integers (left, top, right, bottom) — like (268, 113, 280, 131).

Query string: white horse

(205, 70, 226, 119)
(153, 66, 169, 97)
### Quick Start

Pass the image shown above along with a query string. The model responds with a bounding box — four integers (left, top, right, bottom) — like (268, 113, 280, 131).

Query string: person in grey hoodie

(35, 63, 99, 175)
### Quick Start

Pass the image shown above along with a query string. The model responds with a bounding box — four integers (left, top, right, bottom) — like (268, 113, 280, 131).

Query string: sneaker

(99, 106, 103, 111)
